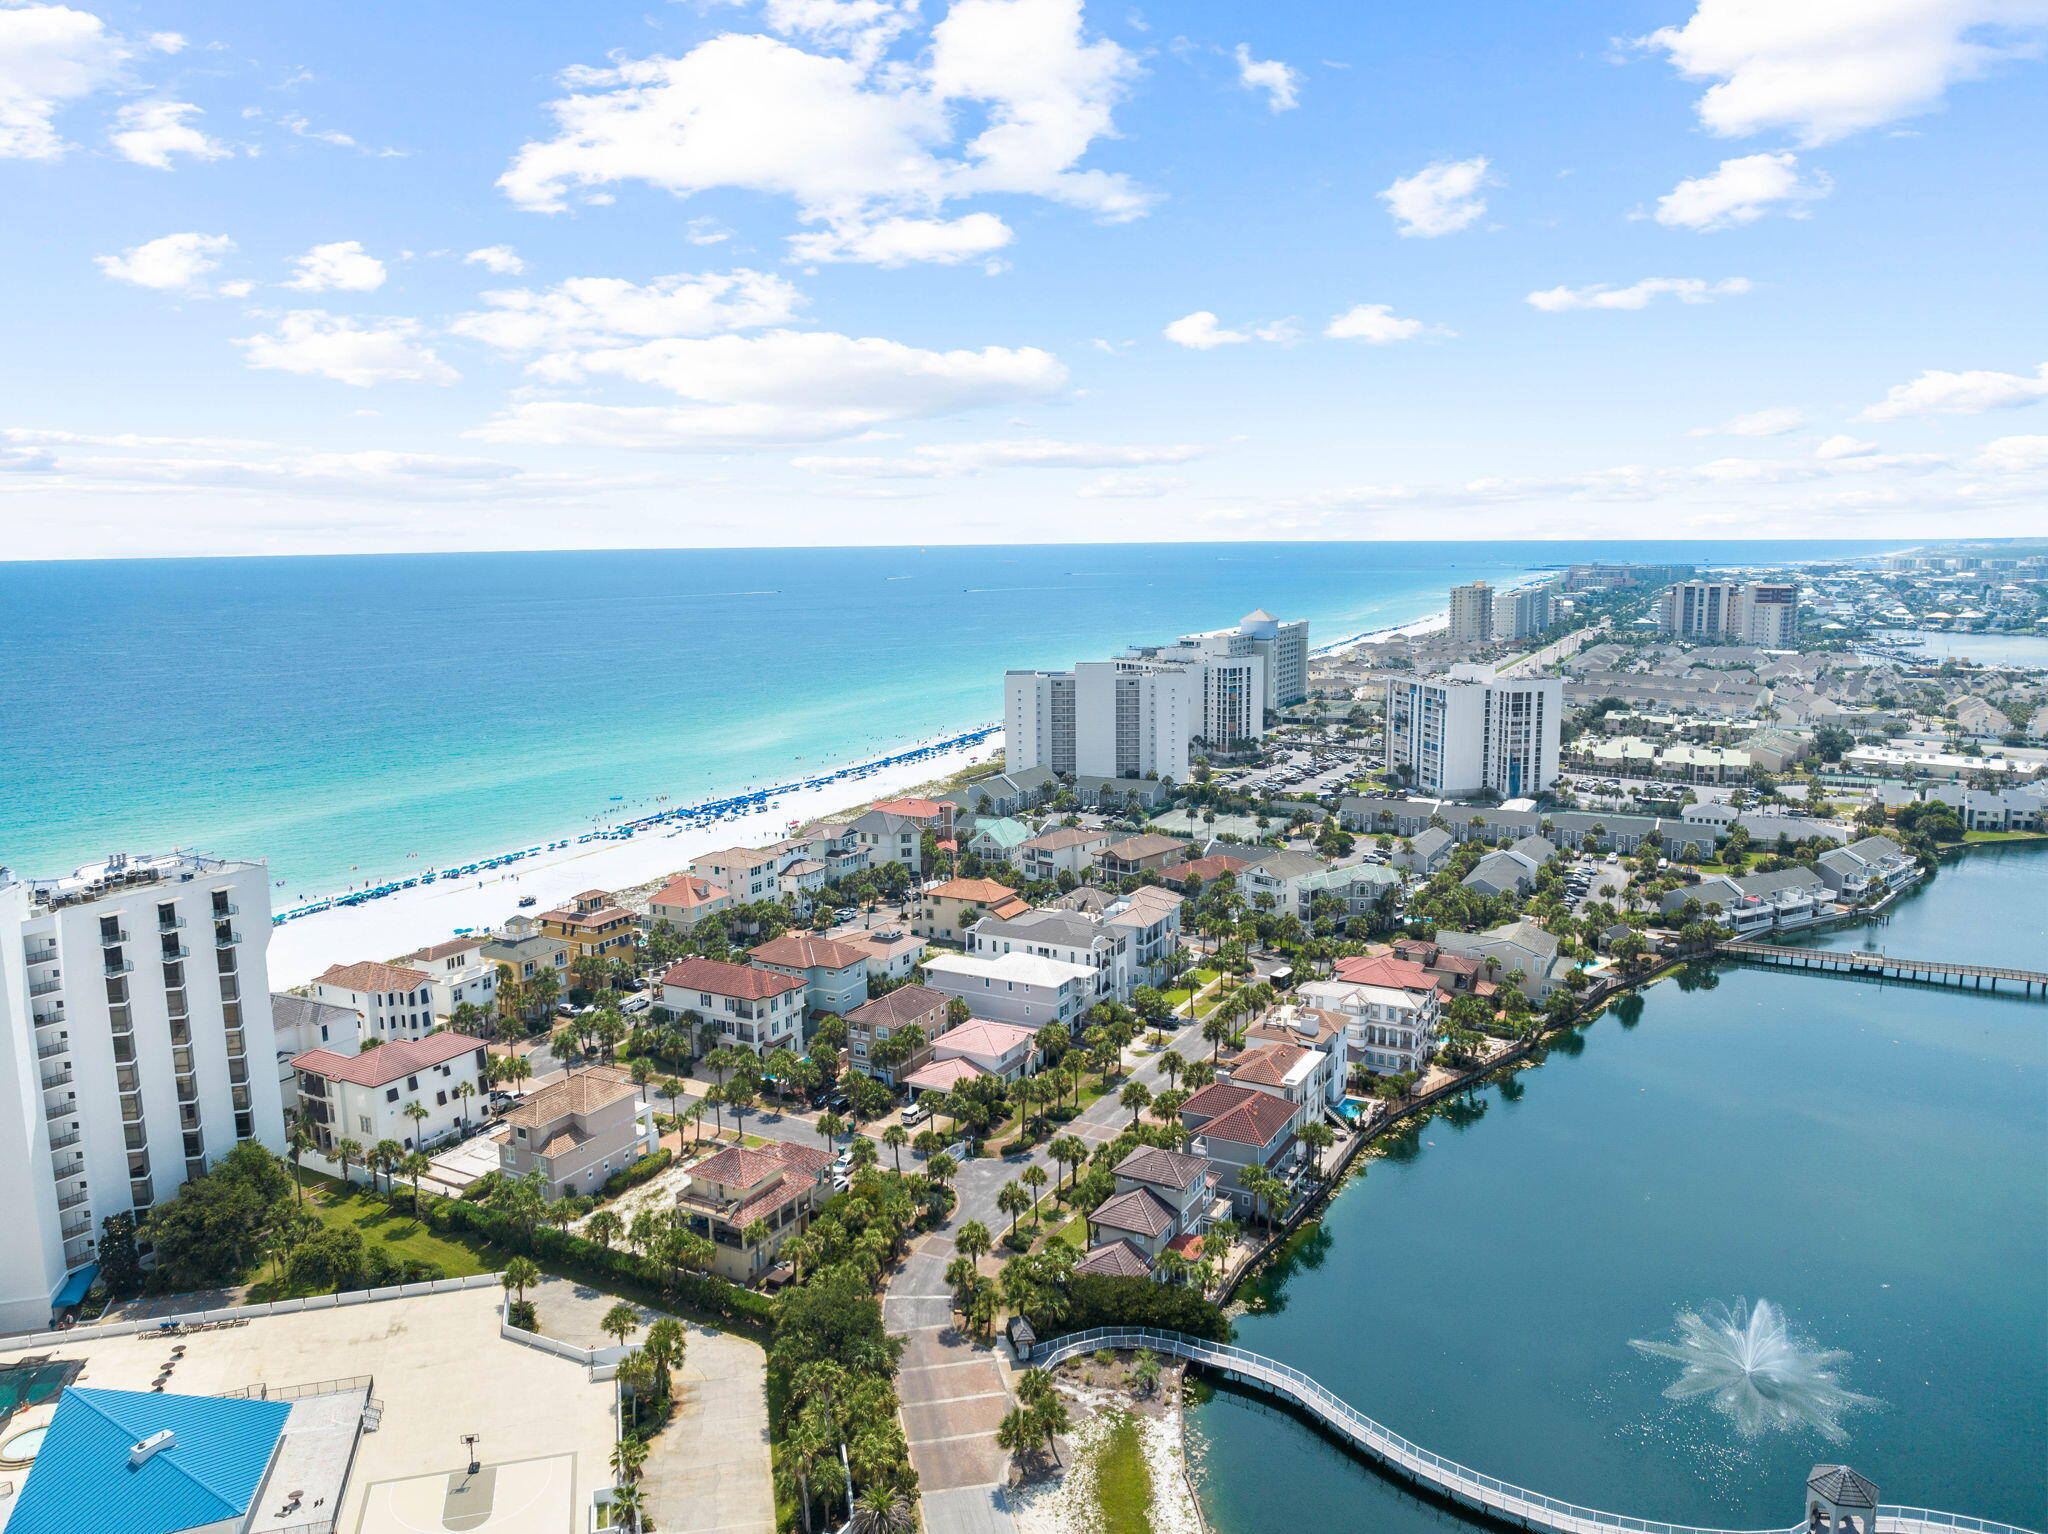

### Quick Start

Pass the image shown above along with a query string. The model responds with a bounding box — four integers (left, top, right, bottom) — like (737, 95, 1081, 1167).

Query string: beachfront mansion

(0, 853, 287, 1333)
(1005, 609, 1310, 782)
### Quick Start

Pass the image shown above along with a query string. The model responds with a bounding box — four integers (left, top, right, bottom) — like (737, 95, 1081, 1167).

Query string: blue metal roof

(6, 1387, 290, 1534)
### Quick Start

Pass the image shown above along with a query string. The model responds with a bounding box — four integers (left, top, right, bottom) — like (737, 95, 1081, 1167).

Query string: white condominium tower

(1384, 665, 1563, 799)
(0, 852, 285, 1332)
(1006, 609, 1309, 782)
(1491, 585, 1553, 642)
(1658, 580, 1800, 646)
(1448, 581, 1493, 643)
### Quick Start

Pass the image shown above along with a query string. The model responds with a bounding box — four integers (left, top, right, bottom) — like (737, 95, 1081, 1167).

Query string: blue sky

(2, 0, 2045, 558)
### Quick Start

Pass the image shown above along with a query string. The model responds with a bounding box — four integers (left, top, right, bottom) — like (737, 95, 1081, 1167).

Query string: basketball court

(356, 1453, 578, 1534)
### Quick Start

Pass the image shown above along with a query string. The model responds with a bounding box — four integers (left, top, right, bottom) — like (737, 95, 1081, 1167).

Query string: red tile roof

(1162, 854, 1250, 885)
(1332, 954, 1437, 993)
(1227, 1043, 1311, 1087)
(689, 1141, 834, 1227)
(292, 1031, 482, 1088)
(1091, 1186, 1178, 1238)
(651, 875, 728, 910)
(408, 939, 482, 962)
(315, 960, 431, 995)
(1074, 1239, 1152, 1278)
(1180, 1081, 1296, 1147)
(901, 1057, 989, 1091)
(869, 797, 946, 819)
(749, 933, 868, 972)
(661, 956, 806, 1000)
(925, 877, 1019, 903)
(1113, 1146, 1208, 1191)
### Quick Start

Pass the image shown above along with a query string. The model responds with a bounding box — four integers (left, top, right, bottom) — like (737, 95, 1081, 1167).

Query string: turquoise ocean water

(0, 540, 1892, 892)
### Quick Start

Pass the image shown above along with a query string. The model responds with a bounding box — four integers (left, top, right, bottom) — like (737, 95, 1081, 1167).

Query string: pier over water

(1026, 1329, 2039, 1534)
(1718, 941, 2048, 996)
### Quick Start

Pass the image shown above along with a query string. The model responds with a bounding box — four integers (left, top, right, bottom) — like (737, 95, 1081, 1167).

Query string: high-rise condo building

(0, 852, 286, 1332)
(1658, 581, 1801, 646)
(1384, 665, 1563, 799)
(1491, 586, 1553, 642)
(1447, 581, 1494, 643)
(1005, 609, 1308, 782)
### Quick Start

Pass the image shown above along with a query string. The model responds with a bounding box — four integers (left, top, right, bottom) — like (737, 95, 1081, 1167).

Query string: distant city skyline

(2, 0, 2045, 559)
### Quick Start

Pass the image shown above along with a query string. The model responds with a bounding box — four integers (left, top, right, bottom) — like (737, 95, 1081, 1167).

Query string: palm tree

(1048, 1134, 1088, 1194)
(1119, 1079, 1151, 1128)
(995, 1406, 1041, 1473)
(954, 1218, 991, 1265)
(399, 1151, 431, 1214)
(882, 1123, 908, 1173)
(996, 1181, 1031, 1240)
(586, 1208, 624, 1250)
(1158, 1051, 1184, 1090)
(848, 1485, 916, 1534)
(371, 1138, 405, 1196)
(404, 1100, 430, 1150)
(1298, 1120, 1336, 1180)
(606, 1480, 646, 1533)
(1020, 1164, 1049, 1224)
(502, 1255, 540, 1306)
(285, 1120, 313, 1204)
(610, 1434, 649, 1484)
(335, 1136, 364, 1188)
(643, 1316, 686, 1398)
(601, 1301, 641, 1351)
(453, 1079, 477, 1129)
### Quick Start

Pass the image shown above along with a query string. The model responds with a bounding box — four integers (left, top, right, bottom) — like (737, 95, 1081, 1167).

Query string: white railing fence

(1027, 1329, 2039, 1534)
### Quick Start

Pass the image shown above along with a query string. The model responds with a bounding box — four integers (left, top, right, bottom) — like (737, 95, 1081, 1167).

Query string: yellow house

(539, 889, 639, 969)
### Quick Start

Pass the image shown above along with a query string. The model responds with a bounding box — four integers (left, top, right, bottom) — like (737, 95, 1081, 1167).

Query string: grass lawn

(1044, 1213, 1088, 1252)
(1962, 829, 2048, 843)
(1089, 1411, 1155, 1534)
(245, 1177, 513, 1302)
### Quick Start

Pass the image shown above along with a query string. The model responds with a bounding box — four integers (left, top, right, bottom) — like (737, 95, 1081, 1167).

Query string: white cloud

(284, 241, 388, 292)
(1077, 472, 1183, 497)
(0, 3, 135, 159)
(1378, 156, 1493, 237)
(464, 246, 527, 275)
(1860, 362, 2048, 420)
(761, 0, 920, 65)
(1653, 152, 1830, 231)
(1324, 303, 1436, 344)
(793, 438, 1206, 476)
(1164, 311, 1246, 349)
(472, 329, 1066, 447)
(1640, 0, 2048, 146)
(1525, 276, 1752, 311)
(1233, 43, 1301, 112)
(685, 217, 732, 245)
(498, 0, 1147, 261)
(1162, 311, 1295, 349)
(787, 211, 1013, 265)
(1971, 434, 2048, 472)
(1815, 434, 1877, 459)
(1690, 406, 1806, 436)
(94, 231, 234, 291)
(450, 270, 802, 351)
(108, 99, 229, 169)
(234, 312, 459, 387)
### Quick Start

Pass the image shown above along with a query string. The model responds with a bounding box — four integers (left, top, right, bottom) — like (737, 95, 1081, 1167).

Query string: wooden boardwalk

(1718, 942, 2048, 996)
(1028, 1328, 2039, 1534)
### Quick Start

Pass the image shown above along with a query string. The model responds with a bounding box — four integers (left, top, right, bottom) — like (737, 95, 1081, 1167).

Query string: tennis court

(355, 1453, 577, 1534)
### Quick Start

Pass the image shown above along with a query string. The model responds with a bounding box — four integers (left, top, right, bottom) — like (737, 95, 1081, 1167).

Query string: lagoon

(1193, 845, 2047, 1534)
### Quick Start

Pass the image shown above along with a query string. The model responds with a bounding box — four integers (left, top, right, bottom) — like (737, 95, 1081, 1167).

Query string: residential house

(1922, 782, 2048, 831)
(920, 951, 1096, 1031)
(1103, 885, 1185, 983)
(912, 876, 1028, 945)
(1095, 833, 1192, 879)
(648, 874, 734, 930)
(269, 991, 360, 1093)
(1396, 826, 1455, 874)
(923, 1018, 1038, 1082)
(966, 907, 1134, 1006)
(309, 960, 439, 1043)
(868, 796, 953, 835)
(1304, 956, 1445, 1076)
(1084, 1146, 1218, 1274)
(1016, 826, 1112, 883)
(658, 957, 807, 1056)
(690, 847, 786, 904)
(1815, 835, 1920, 898)
(401, 937, 498, 1020)
(1239, 849, 1331, 918)
(291, 1032, 489, 1175)
(747, 933, 870, 1016)
(936, 766, 1061, 817)
(1295, 863, 1400, 923)
(831, 925, 926, 984)
(1432, 920, 1572, 998)
(1662, 867, 1832, 932)
(676, 1141, 834, 1283)
(1460, 836, 1555, 898)
(1222, 1037, 1346, 1127)
(845, 983, 952, 1083)
(846, 808, 928, 873)
(1158, 853, 1251, 890)
(1178, 1082, 1301, 1217)
(497, 1068, 657, 1198)
(964, 817, 1033, 866)
(538, 890, 638, 968)
(480, 915, 571, 984)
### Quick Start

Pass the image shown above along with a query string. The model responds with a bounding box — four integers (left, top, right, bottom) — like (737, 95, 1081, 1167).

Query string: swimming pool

(0, 1424, 47, 1462)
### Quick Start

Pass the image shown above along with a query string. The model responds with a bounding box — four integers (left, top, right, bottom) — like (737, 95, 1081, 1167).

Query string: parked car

(517, 895, 537, 907)
(621, 995, 650, 1014)
(901, 1100, 928, 1126)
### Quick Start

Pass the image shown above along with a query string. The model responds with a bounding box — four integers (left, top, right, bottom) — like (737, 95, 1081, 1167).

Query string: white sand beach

(263, 730, 1002, 987)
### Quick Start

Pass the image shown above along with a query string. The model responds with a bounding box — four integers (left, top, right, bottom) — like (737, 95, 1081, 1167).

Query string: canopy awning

(52, 1263, 97, 1309)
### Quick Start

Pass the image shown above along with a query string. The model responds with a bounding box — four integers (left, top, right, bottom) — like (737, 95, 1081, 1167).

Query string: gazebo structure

(1806, 1464, 1880, 1534)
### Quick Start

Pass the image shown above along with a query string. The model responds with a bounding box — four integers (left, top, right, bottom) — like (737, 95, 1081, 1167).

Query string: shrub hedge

(600, 1146, 673, 1199)
(418, 1193, 777, 1334)
(1057, 1274, 1234, 1342)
